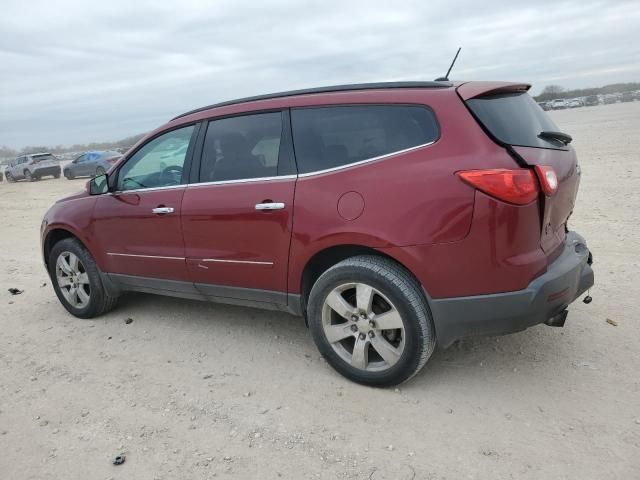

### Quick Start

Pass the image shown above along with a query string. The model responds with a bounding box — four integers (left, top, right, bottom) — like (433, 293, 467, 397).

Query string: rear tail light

(457, 168, 539, 205)
(534, 165, 558, 196)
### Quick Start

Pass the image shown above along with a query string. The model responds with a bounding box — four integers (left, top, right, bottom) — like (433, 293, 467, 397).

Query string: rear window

(466, 93, 565, 150)
(32, 154, 55, 161)
(291, 105, 438, 174)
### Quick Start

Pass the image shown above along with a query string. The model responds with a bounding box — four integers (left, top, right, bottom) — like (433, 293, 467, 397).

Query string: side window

(117, 125, 195, 191)
(75, 155, 86, 163)
(291, 105, 439, 174)
(199, 112, 282, 182)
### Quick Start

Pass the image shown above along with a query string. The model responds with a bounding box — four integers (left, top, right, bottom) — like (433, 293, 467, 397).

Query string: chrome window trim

(297, 140, 436, 178)
(187, 174, 296, 189)
(109, 184, 186, 195)
(107, 252, 185, 260)
(200, 258, 274, 266)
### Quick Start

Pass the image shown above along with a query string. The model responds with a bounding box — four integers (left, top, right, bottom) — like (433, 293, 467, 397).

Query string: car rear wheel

(307, 255, 436, 387)
(49, 238, 118, 318)
(95, 167, 106, 176)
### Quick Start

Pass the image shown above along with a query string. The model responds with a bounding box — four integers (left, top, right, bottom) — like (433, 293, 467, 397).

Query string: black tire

(49, 238, 118, 319)
(6, 172, 14, 182)
(54, 172, 60, 179)
(307, 255, 436, 387)
(64, 170, 74, 180)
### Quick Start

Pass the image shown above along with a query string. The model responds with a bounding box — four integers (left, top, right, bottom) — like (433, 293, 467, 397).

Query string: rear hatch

(458, 83, 580, 260)
(31, 154, 57, 167)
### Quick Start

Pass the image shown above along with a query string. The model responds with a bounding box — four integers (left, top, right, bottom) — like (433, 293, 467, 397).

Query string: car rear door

(181, 110, 297, 306)
(92, 124, 200, 286)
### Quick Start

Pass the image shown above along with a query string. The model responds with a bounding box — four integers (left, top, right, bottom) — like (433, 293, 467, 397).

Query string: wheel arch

(298, 244, 431, 320)
(43, 228, 80, 269)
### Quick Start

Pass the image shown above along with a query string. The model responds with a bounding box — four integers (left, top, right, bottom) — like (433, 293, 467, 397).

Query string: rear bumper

(430, 231, 594, 347)
(34, 165, 61, 177)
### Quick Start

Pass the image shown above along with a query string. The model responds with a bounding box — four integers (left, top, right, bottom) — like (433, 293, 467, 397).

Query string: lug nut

(369, 320, 375, 328)
(359, 333, 366, 341)
(360, 313, 367, 319)
(368, 331, 375, 338)
(351, 315, 358, 321)
(350, 324, 358, 332)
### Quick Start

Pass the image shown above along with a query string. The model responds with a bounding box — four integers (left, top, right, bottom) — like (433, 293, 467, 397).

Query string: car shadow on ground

(108, 291, 579, 390)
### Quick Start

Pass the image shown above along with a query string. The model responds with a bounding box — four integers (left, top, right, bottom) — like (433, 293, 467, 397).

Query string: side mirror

(88, 173, 109, 195)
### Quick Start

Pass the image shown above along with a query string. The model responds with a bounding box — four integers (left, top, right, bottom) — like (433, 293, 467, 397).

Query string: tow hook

(583, 289, 592, 304)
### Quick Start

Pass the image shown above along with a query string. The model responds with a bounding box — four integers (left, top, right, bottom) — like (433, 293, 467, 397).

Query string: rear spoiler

(456, 81, 531, 101)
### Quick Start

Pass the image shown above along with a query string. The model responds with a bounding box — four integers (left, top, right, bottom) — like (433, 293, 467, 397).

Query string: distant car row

(1, 151, 121, 182)
(538, 91, 640, 110)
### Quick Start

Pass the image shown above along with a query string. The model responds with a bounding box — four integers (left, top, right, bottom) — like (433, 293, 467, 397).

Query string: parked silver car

(5, 153, 61, 182)
(63, 151, 121, 179)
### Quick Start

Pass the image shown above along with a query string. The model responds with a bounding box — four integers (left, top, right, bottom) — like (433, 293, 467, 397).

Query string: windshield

(467, 93, 566, 150)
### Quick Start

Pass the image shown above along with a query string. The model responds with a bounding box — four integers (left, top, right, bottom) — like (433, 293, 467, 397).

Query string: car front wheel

(49, 238, 118, 318)
(307, 255, 436, 387)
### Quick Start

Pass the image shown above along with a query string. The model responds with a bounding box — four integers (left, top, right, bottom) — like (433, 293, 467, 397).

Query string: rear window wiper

(539, 130, 572, 145)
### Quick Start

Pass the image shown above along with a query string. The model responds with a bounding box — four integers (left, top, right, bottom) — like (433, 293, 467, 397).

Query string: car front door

(92, 124, 199, 286)
(72, 155, 87, 176)
(181, 111, 297, 306)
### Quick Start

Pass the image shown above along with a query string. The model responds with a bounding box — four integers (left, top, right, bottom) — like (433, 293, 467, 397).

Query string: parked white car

(5, 153, 62, 182)
(549, 99, 568, 110)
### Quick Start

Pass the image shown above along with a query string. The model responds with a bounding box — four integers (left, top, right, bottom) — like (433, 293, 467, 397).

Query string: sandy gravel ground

(1, 102, 639, 480)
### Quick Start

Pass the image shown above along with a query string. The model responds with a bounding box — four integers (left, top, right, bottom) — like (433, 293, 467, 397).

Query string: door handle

(255, 202, 285, 211)
(152, 207, 174, 215)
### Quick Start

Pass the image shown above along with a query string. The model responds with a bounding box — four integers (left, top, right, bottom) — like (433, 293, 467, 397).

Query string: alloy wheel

(56, 251, 91, 309)
(321, 282, 405, 372)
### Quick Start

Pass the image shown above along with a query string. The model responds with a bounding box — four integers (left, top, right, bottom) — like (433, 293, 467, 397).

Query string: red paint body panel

(285, 89, 522, 295)
(42, 193, 98, 263)
(379, 192, 547, 298)
(42, 82, 583, 308)
(181, 178, 295, 291)
(91, 189, 190, 281)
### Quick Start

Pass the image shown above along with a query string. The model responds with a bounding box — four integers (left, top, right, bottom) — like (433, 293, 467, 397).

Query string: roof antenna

(435, 47, 461, 81)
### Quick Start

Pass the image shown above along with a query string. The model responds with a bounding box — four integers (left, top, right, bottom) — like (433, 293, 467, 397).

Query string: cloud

(0, 0, 638, 148)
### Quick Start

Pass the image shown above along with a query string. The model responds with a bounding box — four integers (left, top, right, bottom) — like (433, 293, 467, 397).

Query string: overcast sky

(1, 0, 639, 148)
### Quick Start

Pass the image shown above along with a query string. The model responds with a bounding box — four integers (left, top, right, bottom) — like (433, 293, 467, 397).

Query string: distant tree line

(535, 82, 640, 102)
(0, 132, 146, 160)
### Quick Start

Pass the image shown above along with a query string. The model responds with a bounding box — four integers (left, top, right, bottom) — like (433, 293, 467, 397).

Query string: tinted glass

(199, 112, 282, 182)
(117, 125, 194, 191)
(466, 93, 565, 149)
(32, 154, 55, 161)
(291, 105, 438, 174)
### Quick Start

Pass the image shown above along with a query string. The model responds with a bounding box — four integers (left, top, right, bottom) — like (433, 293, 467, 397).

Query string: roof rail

(171, 81, 452, 120)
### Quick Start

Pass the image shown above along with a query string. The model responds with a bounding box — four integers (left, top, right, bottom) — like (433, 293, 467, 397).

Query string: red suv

(41, 81, 594, 386)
